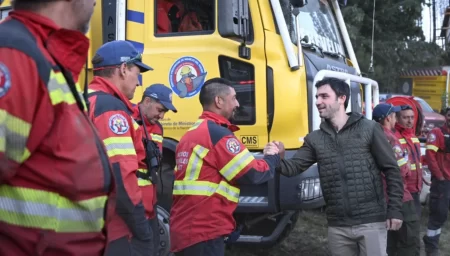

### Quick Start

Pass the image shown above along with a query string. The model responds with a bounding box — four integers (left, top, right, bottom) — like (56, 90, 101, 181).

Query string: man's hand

(386, 218, 403, 231)
(263, 142, 279, 156)
(272, 141, 285, 159)
(423, 178, 431, 186)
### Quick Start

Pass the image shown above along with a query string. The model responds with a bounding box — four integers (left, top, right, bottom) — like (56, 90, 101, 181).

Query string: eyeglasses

(124, 52, 142, 64)
(400, 105, 413, 110)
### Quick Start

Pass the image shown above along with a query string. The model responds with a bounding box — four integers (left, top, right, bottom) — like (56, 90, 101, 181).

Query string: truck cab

(0, 0, 380, 255)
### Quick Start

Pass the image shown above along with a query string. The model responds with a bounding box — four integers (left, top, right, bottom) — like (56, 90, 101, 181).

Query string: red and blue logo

(0, 63, 11, 98)
(168, 56, 207, 98)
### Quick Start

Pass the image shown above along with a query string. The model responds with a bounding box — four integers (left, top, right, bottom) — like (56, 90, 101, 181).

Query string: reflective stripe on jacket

(170, 111, 279, 252)
(0, 12, 112, 256)
(88, 77, 151, 242)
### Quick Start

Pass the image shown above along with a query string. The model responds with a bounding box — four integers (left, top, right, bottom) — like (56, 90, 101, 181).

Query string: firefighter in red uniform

(170, 78, 280, 256)
(373, 103, 420, 256)
(395, 105, 423, 218)
(0, 1, 113, 255)
(132, 83, 178, 254)
(422, 107, 450, 256)
(87, 40, 154, 256)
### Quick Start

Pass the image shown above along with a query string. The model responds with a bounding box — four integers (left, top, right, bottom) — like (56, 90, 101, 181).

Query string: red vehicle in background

(378, 94, 444, 205)
(379, 94, 446, 139)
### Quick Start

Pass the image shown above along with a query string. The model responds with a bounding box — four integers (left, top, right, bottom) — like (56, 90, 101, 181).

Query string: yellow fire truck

(1, 0, 379, 254)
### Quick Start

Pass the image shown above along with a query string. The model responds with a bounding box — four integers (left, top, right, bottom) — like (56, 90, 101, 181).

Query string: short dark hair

(315, 78, 350, 109)
(199, 78, 233, 107)
(91, 54, 135, 78)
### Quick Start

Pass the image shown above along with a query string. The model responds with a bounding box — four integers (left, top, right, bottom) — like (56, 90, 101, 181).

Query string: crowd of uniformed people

(0, 1, 450, 256)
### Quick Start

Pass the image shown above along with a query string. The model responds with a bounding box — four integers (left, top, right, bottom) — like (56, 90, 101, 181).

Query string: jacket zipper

(335, 134, 351, 218)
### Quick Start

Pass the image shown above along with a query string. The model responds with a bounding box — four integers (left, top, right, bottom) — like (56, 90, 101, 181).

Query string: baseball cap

(93, 40, 153, 72)
(144, 84, 177, 113)
(372, 103, 401, 122)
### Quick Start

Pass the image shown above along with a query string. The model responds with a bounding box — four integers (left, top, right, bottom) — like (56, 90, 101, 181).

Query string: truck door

(143, 0, 269, 147)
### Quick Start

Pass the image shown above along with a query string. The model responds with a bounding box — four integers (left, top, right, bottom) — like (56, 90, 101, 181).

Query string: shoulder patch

(226, 138, 241, 154)
(109, 114, 130, 135)
(207, 120, 233, 145)
(0, 62, 11, 98)
(427, 133, 436, 143)
(393, 145, 403, 158)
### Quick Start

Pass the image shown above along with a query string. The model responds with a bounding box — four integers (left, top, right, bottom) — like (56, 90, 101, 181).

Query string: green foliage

(342, 0, 446, 92)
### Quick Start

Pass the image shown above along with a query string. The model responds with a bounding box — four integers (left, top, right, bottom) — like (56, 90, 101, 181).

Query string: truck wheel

(156, 150, 176, 256)
(156, 206, 173, 256)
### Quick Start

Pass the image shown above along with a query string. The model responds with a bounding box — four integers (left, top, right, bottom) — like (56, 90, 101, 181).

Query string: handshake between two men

(263, 141, 285, 159)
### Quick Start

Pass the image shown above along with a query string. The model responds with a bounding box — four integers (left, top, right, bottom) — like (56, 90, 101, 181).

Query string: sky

(422, 2, 446, 47)
(422, 4, 432, 42)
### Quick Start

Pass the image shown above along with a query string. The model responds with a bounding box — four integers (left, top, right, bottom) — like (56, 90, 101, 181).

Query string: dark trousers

(411, 192, 422, 218)
(149, 217, 160, 256)
(423, 180, 450, 254)
(104, 235, 154, 256)
(174, 237, 225, 256)
(387, 200, 420, 256)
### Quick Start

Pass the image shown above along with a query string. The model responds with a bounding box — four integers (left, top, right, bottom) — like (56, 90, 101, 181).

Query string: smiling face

(315, 84, 346, 119)
(216, 87, 240, 120)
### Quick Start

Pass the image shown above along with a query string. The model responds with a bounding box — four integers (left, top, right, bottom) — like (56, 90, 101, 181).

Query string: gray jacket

(279, 113, 404, 226)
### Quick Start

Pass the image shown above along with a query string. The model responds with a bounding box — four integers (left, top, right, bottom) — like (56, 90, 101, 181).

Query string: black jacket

(279, 113, 404, 226)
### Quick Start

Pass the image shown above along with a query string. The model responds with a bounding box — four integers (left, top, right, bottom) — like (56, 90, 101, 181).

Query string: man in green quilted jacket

(271, 78, 404, 256)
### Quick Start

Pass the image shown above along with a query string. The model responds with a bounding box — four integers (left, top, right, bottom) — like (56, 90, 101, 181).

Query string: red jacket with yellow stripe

(382, 126, 413, 202)
(0, 12, 112, 256)
(395, 124, 423, 193)
(132, 104, 164, 219)
(425, 126, 450, 180)
(88, 77, 151, 242)
(169, 111, 280, 252)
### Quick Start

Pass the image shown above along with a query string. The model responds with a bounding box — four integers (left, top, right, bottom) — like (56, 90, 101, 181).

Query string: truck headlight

(300, 177, 322, 201)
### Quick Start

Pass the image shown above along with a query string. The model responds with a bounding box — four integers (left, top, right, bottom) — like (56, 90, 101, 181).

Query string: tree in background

(342, 0, 446, 92)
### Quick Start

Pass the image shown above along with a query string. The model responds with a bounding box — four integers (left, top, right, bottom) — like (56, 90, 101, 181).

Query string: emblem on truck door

(169, 56, 207, 98)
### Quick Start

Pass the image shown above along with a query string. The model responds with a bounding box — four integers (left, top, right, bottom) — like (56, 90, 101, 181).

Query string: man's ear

(214, 96, 222, 108)
(338, 95, 346, 105)
(119, 63, 127, 77)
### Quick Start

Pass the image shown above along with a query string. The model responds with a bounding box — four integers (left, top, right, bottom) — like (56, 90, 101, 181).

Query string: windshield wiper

(301, 42, 324, 58)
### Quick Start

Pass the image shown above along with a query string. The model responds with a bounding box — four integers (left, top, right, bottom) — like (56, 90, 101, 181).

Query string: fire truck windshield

(280, 0, 346, 57)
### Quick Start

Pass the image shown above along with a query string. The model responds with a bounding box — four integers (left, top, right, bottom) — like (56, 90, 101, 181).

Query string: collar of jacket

(320, 112, 363, 135)
(199, 111, 240, 132)
(395, 123, 415, 137)
(89, 76, 134, 113)
(9, 10, 90, 79)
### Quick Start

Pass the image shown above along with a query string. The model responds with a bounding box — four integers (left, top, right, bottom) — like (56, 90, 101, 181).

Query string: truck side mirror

(218, 0, 250, 59)
(218, 0, 249, 40)
(290, 0, 308, 8)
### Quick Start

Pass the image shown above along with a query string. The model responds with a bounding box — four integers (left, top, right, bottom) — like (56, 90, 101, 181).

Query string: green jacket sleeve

(278, 136, 317, 177)
(371, 123, 404, 220)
